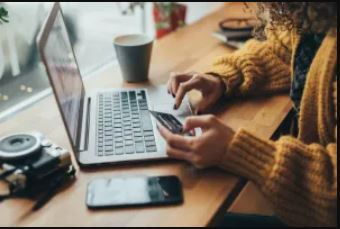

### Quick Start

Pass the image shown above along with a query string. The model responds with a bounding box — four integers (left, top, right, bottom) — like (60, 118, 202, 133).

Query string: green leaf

(0, 6, 9, 24)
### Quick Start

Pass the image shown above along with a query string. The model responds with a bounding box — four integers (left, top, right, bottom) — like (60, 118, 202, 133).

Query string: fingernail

(172, 93, 175, 98)
(173, 104, 177, 110)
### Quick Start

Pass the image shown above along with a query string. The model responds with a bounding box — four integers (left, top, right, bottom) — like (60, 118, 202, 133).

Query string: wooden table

(0, 3, 291, 227)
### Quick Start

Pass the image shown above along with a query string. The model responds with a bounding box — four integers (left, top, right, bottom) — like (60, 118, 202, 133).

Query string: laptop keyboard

(96, 90, 157, 156)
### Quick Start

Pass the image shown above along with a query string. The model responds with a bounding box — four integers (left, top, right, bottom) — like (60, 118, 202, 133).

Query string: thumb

(183, 115, 212, 131)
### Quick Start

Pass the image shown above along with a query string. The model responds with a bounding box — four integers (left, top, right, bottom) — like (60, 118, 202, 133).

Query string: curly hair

(249, 2, 337, 40)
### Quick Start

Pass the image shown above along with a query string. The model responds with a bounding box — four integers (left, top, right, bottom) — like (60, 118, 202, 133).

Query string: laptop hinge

(78, 97, 91, 152)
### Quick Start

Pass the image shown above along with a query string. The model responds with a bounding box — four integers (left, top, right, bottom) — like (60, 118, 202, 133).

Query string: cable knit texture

(209, 28, 337, 226)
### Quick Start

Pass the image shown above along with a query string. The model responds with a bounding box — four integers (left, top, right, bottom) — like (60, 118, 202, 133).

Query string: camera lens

(0, 134, 42, 160)
(9, 138, 25, 147)
(2, 135, 36, 153)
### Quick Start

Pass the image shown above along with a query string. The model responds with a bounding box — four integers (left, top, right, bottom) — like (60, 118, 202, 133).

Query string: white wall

(183, 2, 224, 24)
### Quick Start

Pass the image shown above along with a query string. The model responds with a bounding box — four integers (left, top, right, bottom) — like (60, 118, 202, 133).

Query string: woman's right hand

(167, 71, 226, 113)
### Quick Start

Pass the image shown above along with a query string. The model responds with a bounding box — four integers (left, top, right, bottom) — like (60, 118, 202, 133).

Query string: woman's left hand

(158, 115, 235, 169)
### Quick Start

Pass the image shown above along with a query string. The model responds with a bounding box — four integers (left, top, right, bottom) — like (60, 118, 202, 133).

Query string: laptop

(37, 3, 193, 167)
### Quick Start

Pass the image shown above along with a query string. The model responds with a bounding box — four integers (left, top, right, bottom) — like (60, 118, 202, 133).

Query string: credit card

(149, 110, 184, 134)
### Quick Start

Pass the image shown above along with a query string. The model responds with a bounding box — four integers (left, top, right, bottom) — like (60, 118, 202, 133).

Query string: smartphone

(86, 175, 183, 209)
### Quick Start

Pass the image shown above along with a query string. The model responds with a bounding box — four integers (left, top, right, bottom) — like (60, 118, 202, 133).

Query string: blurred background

(0, 2, 224, 121)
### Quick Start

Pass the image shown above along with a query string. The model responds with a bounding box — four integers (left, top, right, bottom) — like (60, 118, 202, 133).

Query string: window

(0, 2, 223, 121)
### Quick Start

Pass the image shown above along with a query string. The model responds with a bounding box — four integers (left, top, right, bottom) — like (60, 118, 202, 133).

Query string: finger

(157, 125, 193, 151)
(167, 72, 187, 96)
(183, 115, 215, 131)
(167, 76, 172, 95)
(166, 144, 194, 162)
(167, 72, 180, 95)
(174, 78, 201, 109)
(171, 72, 193, 95)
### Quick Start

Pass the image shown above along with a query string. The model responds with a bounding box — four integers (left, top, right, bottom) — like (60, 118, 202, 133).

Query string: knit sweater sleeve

(207, 29, 292, 97)
(219, 82, 337, 226)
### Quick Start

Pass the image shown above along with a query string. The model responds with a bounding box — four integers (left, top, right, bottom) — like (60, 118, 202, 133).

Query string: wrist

(224, 127, 235, 152)
(218, 77, 227, 98)
(206, 72, 228, 98)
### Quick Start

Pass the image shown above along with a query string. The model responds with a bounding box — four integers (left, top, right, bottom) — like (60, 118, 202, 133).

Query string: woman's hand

(167, 72, 226, 114)
(158, 115, 235, 169)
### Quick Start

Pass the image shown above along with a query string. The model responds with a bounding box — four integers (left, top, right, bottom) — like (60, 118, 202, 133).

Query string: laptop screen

(41, 9, 85, 149)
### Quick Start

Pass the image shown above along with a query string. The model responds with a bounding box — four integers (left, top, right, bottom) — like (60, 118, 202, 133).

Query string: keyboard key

(105, 127, 113, 132)
(115, 147, 124, 155)
(125, 145, 135, 154)
(105, 146, 113, 152)
(136, 142, 145, 153)
(135, 136, 143, 142)
(105, 142, 113, 146)
(145, 136, 155, 141)
(115, 132, 123, 137)
(145, 141, 156, 147)
(133, 127, 141, 132)
(143, 130, 154, 137)
(129, 91, 136, 98)
(115, 142, 123, 148)
(146, 146, 157, 152)
(105, 150, 114, 156)
(132, 126, 140, 131)
(134, 133, 143, 138)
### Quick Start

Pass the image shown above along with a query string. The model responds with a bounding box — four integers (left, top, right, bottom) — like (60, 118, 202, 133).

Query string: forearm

(219, 129, 337, 226)
(207, 34, 292, 97)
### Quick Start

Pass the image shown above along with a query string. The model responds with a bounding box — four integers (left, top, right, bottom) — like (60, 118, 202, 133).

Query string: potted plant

(118, 2, 187, 39)
(153, 2, 186, 39)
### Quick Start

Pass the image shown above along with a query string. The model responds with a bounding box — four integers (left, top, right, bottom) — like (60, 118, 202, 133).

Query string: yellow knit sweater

(209, 28, 337, 226)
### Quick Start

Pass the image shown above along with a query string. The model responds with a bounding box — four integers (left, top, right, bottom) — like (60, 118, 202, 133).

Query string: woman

(158, 2, 337, 227)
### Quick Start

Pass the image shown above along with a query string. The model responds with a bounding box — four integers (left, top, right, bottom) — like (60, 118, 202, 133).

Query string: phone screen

(86, 175, 183, 209)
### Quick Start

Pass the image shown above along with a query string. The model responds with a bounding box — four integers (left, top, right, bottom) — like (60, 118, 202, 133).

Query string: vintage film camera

(0, 132, 76, 209)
